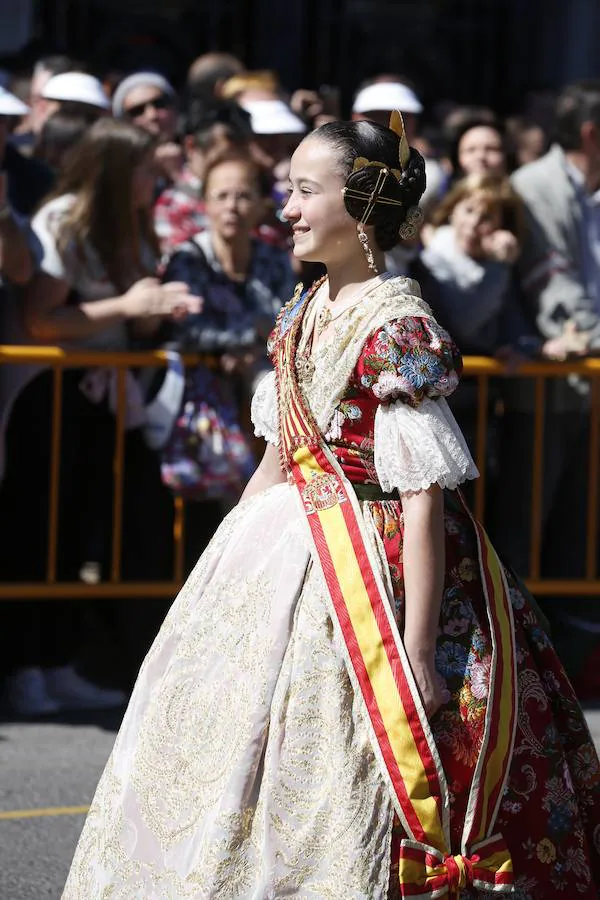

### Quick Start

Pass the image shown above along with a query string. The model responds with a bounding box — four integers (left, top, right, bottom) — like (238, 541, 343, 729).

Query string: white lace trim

(374, 397, 479, 494)
(251, 370, 279, 446)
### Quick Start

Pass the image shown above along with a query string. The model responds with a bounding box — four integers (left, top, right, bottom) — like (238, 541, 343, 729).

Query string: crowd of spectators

(0, 50, 599, 715)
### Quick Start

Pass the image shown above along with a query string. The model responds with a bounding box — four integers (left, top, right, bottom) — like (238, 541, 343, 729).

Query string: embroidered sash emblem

(302, 473, 346, 514)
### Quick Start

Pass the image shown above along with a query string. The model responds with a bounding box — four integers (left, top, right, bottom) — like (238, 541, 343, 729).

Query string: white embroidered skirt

(62, 483, 394, 899)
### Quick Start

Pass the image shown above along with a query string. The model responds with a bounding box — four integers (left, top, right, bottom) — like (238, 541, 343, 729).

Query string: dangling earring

(357, 223, 378, 273)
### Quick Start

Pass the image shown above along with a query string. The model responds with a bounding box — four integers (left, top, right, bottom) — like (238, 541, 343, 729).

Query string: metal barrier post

(474, 375, 489, 523)
(47, 367, 63, 583)
(529, 377, 545, 580)
(587, 378, 600, 579)
(173, 495, 186, 584)
(110, 368, 127, 583)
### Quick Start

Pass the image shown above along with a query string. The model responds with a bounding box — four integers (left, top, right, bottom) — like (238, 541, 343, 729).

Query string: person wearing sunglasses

(113, 71, 183, 185)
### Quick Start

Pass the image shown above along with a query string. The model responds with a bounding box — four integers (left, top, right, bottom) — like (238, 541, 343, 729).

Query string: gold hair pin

(350, 110, 411, 181)
(389, 109, 411, 171)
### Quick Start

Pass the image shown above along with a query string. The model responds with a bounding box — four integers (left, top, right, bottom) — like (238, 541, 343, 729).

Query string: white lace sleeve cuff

(250, 370, 279, 447)
(374, 396, 479, 494)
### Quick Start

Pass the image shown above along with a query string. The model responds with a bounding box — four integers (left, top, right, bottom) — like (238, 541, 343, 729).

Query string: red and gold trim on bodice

(270, 282, 517, 897)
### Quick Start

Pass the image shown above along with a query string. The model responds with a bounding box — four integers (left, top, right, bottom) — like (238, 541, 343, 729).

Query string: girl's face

(282, 136, 358, 266)
(451, 193, 502, 257)
(131, 150, 157, 210)
(204, 160, 262, 240)
(458, 126, 505, 177)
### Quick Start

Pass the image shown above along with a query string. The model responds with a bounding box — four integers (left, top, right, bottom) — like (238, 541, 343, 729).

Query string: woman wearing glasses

(158, 148, 296, 567)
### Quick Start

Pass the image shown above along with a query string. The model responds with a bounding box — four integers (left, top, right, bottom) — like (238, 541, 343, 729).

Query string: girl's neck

(212, 231, 252, 280)
(326, 250, 387, 302)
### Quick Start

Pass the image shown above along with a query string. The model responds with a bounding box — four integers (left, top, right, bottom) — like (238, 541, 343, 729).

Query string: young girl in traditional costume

(62, 115, 600, 899)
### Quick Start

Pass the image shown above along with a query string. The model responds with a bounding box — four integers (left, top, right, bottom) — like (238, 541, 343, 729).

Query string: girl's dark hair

(311, 119, 426, 251)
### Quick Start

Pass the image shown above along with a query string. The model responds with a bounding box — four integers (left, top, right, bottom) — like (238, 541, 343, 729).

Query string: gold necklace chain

(316, 273, 390, 334)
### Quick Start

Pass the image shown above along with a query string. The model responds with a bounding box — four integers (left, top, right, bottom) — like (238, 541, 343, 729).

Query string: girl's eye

(300, 188, 312, 195)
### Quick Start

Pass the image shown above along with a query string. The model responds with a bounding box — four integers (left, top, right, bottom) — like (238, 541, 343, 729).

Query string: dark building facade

(13, 0, 600, 117)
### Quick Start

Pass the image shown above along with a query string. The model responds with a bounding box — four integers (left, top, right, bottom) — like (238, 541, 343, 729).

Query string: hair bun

(312, 119, 428, 251)
(342, 147, 427, 250)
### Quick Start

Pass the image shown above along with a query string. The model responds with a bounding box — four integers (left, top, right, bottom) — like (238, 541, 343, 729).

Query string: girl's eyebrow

(288, 177, 321, 188)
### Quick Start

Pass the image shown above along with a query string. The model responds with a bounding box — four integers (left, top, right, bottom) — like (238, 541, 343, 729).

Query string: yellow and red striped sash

(272, 283, 517, 897)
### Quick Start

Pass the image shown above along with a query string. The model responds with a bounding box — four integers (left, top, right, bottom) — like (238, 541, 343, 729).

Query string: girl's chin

(292, 241, 318, 262)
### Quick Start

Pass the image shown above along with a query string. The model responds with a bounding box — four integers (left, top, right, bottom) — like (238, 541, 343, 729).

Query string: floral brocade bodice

(253, 276, 477, 496)
(314, 316, 463, 485)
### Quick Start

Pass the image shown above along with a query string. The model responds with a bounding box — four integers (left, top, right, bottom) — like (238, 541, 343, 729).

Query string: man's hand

(542, 320, 590, 360)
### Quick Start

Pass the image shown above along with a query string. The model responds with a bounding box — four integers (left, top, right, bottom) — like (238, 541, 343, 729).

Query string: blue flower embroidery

(529, 624, 551, 651)
(435, 641, 469, 678)
(547, 803, 573, 835)
(342, 403, 362, 420)
(398, 349, 445, 390)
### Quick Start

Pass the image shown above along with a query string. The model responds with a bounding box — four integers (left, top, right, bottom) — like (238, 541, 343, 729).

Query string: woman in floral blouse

(63, 118, 600, 898)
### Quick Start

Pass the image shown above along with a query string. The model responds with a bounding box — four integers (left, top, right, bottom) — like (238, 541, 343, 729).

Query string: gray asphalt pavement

(0, 710, 123, 900)
(2, 706, 600, 900)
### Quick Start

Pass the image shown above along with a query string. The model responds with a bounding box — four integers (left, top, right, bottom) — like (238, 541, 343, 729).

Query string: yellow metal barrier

(0, 347, 599, 599)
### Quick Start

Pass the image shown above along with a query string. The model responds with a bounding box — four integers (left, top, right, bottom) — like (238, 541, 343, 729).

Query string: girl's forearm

(401, 485, 446, 659)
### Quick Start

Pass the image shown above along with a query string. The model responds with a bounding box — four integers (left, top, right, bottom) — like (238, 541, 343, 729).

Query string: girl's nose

(281, 194, 298, 222)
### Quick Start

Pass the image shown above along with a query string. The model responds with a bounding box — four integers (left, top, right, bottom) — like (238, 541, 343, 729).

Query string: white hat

(41, 73, 110, 110)
(241, 99, 307, 135)
(0, 87, 29, 116)
(352, 82, 423, 115)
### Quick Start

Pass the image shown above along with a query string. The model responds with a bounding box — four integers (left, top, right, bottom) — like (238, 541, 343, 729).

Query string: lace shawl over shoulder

(254, 277, 478, 494)
(295, 276, 434, 434)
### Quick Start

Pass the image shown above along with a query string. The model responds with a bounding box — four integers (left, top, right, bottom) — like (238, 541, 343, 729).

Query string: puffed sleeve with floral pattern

(357, 316, 479, 494)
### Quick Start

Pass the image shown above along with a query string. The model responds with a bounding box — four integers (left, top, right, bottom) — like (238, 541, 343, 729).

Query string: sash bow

(399, 834, 514, 897)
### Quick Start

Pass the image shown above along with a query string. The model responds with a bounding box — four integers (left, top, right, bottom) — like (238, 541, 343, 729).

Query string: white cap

(352, 82, 423, 115)
(0, 87, 29, 116)
(241, 99, 307, 135)
(41, 73, 111, 110)
(112, 72, 176, 117)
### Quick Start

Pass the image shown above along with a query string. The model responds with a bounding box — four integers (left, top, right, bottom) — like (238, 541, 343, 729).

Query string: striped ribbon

(399, 834, 514, 897)
(272, 284, 517, 896)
